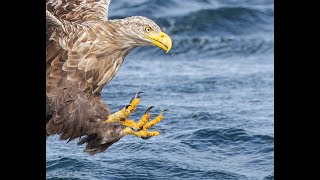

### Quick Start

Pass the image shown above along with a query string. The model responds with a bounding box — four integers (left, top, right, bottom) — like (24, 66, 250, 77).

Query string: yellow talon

(135, 106, 154, 129)
(147, 131, 160, 136)
(136, 113, 150, 129)
(123, 127, 160, 138)
(121, 119, 136, 127)
(103, 107, 130, 123)
(143, 114, 163, 130)
(128, 92, 142, 112)
(130, 99, 140, 109)
(103, 93, 142, 124)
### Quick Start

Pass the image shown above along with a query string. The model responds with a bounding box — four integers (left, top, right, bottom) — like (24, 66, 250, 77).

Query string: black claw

(130, 92, 144, 103)
(161, 109, 169, 114)
(130, 98, 134, 103)
(130, 97, 134, 103)
(141, 136, 151, 140)
(131, 127, 140, 132)
(136, 92, 144, 98)
(145, 106, 154, 114)
(125, 105, 131, 109)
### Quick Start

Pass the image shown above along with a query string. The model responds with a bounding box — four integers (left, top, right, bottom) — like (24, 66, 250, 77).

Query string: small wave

(153, 73, 273, 95)
(198, 74, 274, 90)
(264, 172, 274, 180)
(181, 128, 274, 154)
(110, 0, 274, 18)
(46, 157, 103, 180)
(167, 169, 248, 179)
(110, 6, 274, 58)
(110, 7, 273, 37)
(136, 35, 274, 58)
(186, 111, 230, 122)
(157, 7, 273, 36)
(109, 0, 179, 18)
(46, 157, 80, 171)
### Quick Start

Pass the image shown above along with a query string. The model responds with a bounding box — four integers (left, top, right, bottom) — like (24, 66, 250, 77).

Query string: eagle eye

(144, 26, 151, 33)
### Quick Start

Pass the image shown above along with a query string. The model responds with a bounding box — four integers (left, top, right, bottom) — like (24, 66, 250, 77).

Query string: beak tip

(165, 47, 172, 54)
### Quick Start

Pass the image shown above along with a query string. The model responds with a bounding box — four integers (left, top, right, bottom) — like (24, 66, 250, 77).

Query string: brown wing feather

(46, 39, 112, 140)
(46, 84, 110, 141)
(46, 28, 99, 94)
(46, 0, 111, 24)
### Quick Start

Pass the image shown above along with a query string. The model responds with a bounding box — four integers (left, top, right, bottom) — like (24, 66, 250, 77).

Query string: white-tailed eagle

(46, 0, 172, 154)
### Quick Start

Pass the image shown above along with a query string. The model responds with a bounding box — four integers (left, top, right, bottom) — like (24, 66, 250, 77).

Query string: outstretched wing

(46, 0, 111, 23)
(46, 0, 118, 140)
(46, 83, 112, 140)
(46, 2, 113, 141)
(46, 7, 106, 92)
(46, 23, 112, 141)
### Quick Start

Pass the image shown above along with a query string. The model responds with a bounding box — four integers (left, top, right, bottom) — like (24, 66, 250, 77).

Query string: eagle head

(109, 16, 172, 53)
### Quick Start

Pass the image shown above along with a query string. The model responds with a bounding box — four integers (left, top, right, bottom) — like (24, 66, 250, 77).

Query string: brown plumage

(46, 0, 172, 154)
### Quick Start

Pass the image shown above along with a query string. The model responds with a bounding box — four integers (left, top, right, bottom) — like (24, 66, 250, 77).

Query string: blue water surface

(47, 0, 274, 179)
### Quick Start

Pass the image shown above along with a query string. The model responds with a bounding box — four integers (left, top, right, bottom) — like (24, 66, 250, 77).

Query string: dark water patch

(157, 7, 273, 36)
(264, 172, 274, 180)
(134, 35, 273, 58)
(256, 146, 274, 154)
(111, 7, 273, 37)
(109, 0, 180, 18)
(199, 74, 274, 91)
(186, 111, 231, 122)
(110, 0, 274, 18)
(100, 157, 249, 179)
(46, 157, 81, 171)
(47, 178, 82, 180)
(168, 169, 249, 180)
(46, 157, 104, 180)
(152, 73, 273, 95)
(181, 128, 273, 154)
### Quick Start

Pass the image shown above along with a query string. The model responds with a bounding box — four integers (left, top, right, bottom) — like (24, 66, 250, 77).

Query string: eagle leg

(133, 106, 154, 130)
(142, 109, 168, 130)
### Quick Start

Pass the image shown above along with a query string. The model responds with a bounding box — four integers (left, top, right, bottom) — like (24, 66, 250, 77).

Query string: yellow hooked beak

(145, 32, 172, 53)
